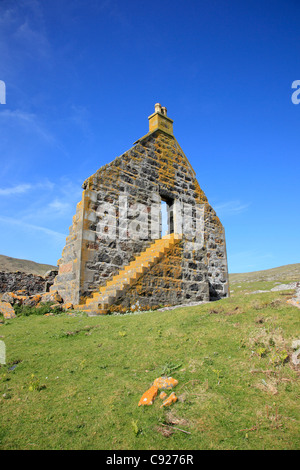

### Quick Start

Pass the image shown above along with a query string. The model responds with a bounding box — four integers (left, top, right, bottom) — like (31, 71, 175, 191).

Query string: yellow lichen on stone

(160, 392, 178, 408)
(138, 385, 159, 406)
(0, 301, 16, 319)
(153, 376, 178, 390)
(64, 302, 73, 310)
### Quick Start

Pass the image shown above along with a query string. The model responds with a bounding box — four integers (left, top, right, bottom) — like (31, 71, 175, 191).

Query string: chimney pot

(155, 103, 162, 114)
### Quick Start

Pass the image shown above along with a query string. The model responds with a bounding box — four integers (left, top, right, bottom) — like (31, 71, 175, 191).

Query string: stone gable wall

(52, 128, 229, 307)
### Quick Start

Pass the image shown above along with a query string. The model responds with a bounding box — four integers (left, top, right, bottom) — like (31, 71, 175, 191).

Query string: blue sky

(0, 0, 299, 273)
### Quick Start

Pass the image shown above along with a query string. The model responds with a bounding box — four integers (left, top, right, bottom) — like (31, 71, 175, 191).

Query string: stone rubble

(287, 282, 300, 309)
(0, 270, 57, 295)
(0, 289, 69, 317)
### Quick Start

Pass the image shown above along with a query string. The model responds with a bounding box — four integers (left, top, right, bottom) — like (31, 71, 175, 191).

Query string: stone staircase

(76, 233, 182, 315)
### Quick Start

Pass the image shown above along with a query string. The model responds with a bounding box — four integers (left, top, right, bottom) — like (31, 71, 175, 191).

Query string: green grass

(229, 262, 300, 283)
(0, 282, 299, 450)
(229, 262, 300, 297)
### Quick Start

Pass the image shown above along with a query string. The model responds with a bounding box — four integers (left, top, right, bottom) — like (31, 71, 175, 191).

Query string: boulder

(1, 292, 28, 305)
(23, 294, 42, 307)
(50, 303, 63, 311)
(0, 301, 16, 319)
(160, 392, 178, 408)
(15, 289, 28, 295)
(40, 291, 63, 304)
(1, 292, 18, 304)
(138, 385, 159, 406)
(64, 302, 73, 310)
(153, 376, 178, 390)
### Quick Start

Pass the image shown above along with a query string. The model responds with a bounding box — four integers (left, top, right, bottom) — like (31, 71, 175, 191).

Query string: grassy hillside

(0, 254, 57, 276)
(229, 263, 300, 284)
(0, 273, 299, 450)
(229, 263, 300, 298)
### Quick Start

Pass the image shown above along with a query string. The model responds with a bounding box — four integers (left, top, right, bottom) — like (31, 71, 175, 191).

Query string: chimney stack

(148, 103, 173, 136)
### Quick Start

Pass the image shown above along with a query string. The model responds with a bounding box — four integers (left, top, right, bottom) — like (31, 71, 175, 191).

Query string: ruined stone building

(51, 104, 229, 314)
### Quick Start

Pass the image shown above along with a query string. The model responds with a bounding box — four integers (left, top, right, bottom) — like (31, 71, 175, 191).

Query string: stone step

(80, 233, 182, 314)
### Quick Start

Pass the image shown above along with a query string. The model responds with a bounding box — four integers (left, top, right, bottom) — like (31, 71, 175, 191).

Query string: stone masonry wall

(204, 205, 229, 300)
(52, 125, 229, 308)
(0, 270, 57, 295)
(52, 195, 85, 304)
(112, 241, 209, 313)
(82, 131, 210, 305)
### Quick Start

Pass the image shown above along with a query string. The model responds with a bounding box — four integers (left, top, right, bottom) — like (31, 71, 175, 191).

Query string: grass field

(0, 269, 299, 450)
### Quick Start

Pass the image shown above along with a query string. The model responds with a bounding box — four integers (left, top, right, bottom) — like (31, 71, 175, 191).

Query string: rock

(0, 270, 58, 297)
(50, 303, 63, 311)
(0, 301, 16, 319)
(64, 302, 73, 310)
(153, 376, 178, 390)
(44, 270, 58, 292)
(0, 291, 40, 307)
(1, 292, 18, 304)
(23, 294, 42, 307)
(270, 282, 298, 292)
(138, 385, 159, 406)
(5, 293, 27, 305)
(0, 272, 45, 295)
(287, 282, 300, 309)
(54, 293, 63, 303)
(40, 291, 63, 304)
(251, 290, 270, 294)
(160, 392, 178, 408)
(138, 376, 179, 407)
(40, 292, 53, 303)
(44, 270, 58, 279)
(15, 289, 27, 295)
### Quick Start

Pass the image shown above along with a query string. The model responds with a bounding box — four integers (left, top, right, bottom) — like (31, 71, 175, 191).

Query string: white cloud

(0, 177, 81, 261)
(10, 177, 82, 223)
(214, 200, 251, 216)
(0, 215, 66, 242)
(0, 180, 54, 197)
(14, 24, 50, 61)
(0, 184, 32, 196)
(0, 109, 56, 143)
(48, 199, 71, 215)
(0, 0, 51, 62)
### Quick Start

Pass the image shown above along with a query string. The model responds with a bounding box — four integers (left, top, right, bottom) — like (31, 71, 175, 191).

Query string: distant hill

(0, 254, 299, 284)
(0, 254, 57, 277)
(229, 263, 300, 284)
